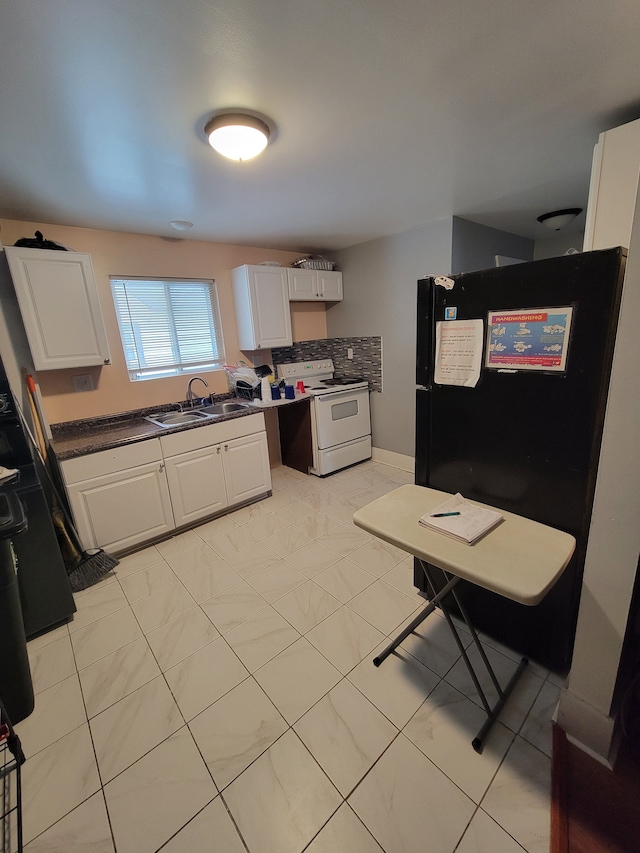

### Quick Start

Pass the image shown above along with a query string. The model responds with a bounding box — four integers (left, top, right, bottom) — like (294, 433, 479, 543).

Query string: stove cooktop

(276, 360, 368, 394)
(320, 376, 365, 386)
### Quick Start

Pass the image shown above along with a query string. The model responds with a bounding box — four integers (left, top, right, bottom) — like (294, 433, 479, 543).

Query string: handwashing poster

(486, 306, 573, 372)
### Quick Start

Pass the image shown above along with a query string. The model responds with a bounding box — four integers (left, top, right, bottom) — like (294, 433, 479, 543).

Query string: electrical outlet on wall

(72, 374, 94, 392)
(347, 347, 354, 360)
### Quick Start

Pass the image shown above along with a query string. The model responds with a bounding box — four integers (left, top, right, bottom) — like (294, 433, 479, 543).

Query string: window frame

(110, 276, 226, 382)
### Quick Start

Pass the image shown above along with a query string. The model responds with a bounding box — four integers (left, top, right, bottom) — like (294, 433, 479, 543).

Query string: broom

(22, 372, 119, 592)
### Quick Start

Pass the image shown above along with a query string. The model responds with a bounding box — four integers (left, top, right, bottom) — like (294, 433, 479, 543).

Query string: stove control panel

(278, 360, 334, 380)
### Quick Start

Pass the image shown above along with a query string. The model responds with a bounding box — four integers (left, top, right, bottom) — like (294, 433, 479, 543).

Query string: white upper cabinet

(5, 247, 111, 370)
(231, 265, 293, 350)
(287, 268, 343, 301)
(583, 118, 640, 252)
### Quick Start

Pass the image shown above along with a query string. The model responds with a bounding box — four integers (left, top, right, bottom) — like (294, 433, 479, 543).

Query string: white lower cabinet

(66, 463, 174, 554)
(61, 440, 174, 553)
(164, 444, 228, 527)
(222, 432, 272, 505)
(60, 413, 271, 552)
(163, 422, 271, 527)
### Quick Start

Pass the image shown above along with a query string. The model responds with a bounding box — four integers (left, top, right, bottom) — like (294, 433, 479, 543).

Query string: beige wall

(0, 219, 327, 424)
(290, 301, 328, 344)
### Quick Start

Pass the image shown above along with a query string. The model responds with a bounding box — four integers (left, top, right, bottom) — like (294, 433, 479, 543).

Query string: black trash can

(0, 488, 33, 723)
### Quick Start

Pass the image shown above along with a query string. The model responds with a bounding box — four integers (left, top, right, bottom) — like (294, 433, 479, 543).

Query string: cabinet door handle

(159, 462, 165, 471)
(216, 446, 221, 454)
(224, 444, 229, 451)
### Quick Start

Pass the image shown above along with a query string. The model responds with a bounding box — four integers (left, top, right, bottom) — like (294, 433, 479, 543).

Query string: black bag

(14, 231, 67, 250)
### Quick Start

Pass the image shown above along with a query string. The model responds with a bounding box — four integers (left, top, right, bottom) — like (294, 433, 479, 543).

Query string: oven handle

(315, 388, 368, 404)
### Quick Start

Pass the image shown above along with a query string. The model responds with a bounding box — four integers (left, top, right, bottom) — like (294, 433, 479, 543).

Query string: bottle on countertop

(260, 376, 271, 402)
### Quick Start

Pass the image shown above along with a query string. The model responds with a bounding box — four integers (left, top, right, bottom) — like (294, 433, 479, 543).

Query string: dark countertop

(51, 394, 263, 460)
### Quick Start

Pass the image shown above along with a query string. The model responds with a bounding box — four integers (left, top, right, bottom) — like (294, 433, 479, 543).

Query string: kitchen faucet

(185, 376, 209, 406)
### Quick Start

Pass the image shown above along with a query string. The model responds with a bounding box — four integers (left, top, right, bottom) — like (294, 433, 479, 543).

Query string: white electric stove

(277, 360, 371, 475)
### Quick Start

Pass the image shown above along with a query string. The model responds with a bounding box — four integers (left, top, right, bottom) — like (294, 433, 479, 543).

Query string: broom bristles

(67, 548, 119, 592)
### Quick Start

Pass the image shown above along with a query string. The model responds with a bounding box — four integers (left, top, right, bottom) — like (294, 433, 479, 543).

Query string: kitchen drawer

(159, 412, 265, 457)
(60, 439, 162, 484)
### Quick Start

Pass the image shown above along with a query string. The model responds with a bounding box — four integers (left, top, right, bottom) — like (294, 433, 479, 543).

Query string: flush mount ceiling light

(537, 208, 583, 231)
(168, 220, 193, 231)
(204, 112, 272, 161)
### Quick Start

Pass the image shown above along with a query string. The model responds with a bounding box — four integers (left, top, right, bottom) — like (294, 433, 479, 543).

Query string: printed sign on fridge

(434, 319, 484, 387)
(486, 307, 574, 372)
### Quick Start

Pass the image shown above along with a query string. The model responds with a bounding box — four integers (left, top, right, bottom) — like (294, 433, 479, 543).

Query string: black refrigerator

(415, 247, 626, 673)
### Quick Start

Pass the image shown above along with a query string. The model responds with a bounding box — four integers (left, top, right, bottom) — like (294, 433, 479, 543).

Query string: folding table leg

(370, 556, 529, 752)
(471, 657, 529, 752)
(372, 574, 460, 667)
(419, 561, 529, 753)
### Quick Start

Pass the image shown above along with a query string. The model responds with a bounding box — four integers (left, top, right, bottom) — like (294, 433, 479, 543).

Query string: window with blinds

(110, 278, 226, 381)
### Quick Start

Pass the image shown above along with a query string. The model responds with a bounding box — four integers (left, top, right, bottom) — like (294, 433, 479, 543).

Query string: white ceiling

(1, 0, 639, 252)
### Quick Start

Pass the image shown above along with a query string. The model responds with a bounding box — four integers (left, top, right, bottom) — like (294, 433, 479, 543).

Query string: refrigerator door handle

(416, 277, 436, 388)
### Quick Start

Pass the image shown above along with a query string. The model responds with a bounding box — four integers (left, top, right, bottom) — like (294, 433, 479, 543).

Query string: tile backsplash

(271, 337, 381, 392)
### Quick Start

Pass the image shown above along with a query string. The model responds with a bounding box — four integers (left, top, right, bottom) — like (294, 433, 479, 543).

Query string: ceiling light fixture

(536, 208, 583, 231)
(168, 220, 193, 231)
(204, 112, 272, 161)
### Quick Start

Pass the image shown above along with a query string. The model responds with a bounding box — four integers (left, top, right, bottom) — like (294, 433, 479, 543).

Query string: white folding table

(352, 485, 575, 752)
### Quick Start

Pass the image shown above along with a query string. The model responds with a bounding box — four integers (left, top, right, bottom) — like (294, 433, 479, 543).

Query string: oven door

(313, 388, 371, 449)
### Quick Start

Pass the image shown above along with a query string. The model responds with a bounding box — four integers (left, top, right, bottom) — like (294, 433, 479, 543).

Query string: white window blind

(110, 278, 225, 381)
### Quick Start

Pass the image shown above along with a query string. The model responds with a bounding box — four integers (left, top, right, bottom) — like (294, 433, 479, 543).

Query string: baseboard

(551, 724, 569, 853)
(371, 447, 414, 472)
(556, 688, 617, 767)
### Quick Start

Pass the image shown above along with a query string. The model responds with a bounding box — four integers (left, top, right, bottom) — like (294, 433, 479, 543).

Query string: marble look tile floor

(17, 461, 561, 853)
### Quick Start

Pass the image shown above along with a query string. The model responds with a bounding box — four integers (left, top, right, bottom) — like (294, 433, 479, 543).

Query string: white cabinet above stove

(231, 264, 293, 350)
(287, 268, 343, 302)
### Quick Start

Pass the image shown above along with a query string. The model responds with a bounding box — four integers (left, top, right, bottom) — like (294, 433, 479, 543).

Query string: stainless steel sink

(203, 401, 253, 415)
(145, 410, 212, 428)
(145, 401, 253, 427)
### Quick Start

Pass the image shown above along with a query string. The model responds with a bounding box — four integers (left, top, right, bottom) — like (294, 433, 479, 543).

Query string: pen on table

(430, 511, 461, 517)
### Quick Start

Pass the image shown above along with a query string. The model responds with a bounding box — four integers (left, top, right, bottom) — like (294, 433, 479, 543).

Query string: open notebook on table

(418, 492, 503, 544)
